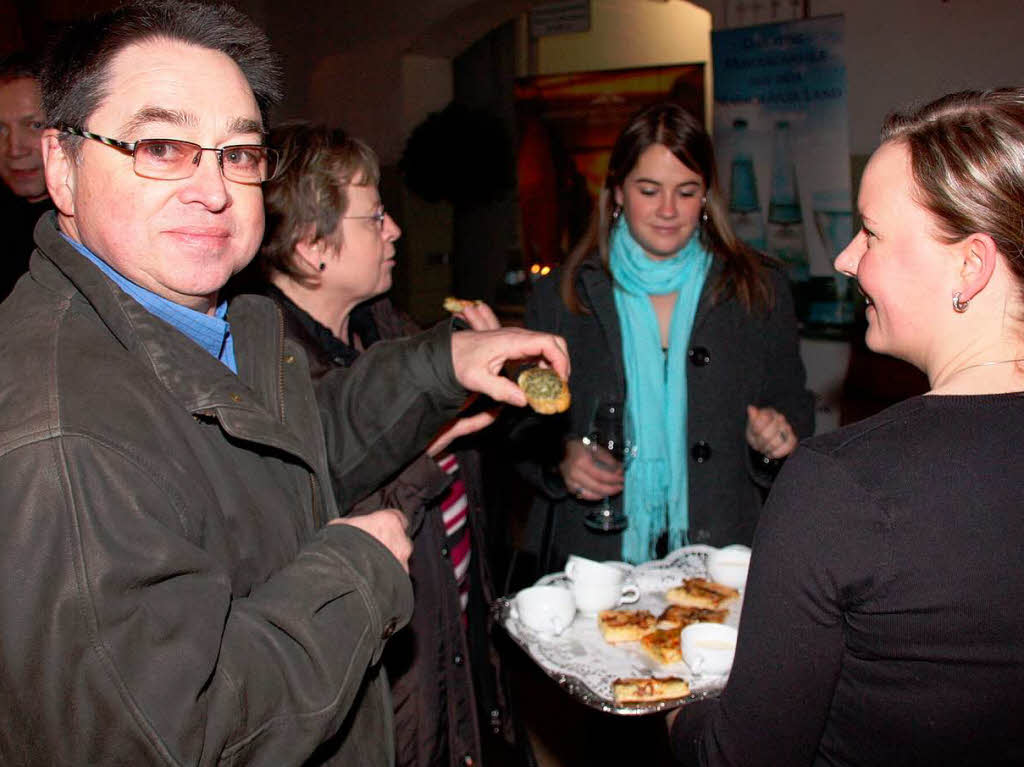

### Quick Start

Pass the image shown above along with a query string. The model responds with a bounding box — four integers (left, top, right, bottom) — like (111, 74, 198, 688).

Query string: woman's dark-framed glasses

(60, 126, 280, 184)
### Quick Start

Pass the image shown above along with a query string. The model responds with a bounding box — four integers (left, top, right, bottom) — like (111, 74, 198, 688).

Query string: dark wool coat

(268, 289, 515, 767)
(512, 253, 815, 572)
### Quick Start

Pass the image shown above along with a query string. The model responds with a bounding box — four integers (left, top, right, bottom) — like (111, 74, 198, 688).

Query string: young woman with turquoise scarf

(514, 102, 814, 568)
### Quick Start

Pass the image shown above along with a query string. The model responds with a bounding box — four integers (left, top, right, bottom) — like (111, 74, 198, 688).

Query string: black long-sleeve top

(672, 393, 1024, 766)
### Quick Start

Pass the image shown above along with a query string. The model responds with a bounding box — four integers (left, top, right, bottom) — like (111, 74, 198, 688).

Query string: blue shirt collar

(60, 233, 237, 373)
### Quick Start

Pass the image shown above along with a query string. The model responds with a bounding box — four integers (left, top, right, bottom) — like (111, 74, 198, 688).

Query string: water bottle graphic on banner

(727, 119, 766, 251)
(766, 120, 809, 282)
(807, 190, 857, 336)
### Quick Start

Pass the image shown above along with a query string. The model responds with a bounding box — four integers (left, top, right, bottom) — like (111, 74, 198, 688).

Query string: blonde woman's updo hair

(259, 121, 380, 286)
(881, 88, 1024, 288)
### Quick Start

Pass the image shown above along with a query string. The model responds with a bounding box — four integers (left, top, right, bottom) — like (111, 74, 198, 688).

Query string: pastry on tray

(641, 628, 684, 665)
(657, 604, 728, 629)
(597, 609, 657, 643)
(612, 676, 690, 705)
(666, 578, 739, 610)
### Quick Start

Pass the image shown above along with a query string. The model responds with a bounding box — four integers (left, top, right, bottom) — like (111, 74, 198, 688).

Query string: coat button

(688, 346, 711, 366)
(691, 441, 712, 463)
(453, 653, 464, 666)
(382, 619, 398, 639)
(440, 545, 450, 558)
(283, 354, 295, 364)
(230, 393, 242, 403)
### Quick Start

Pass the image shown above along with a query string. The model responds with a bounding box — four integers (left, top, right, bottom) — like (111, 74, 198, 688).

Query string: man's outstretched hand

(450, 327, 569, 408)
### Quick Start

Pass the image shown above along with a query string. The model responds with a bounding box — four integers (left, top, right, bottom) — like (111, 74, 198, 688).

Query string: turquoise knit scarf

(609, 218, 712, 563)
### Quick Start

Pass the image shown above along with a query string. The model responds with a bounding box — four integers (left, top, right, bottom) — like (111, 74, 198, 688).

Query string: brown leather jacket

(0, 216, 468, 765)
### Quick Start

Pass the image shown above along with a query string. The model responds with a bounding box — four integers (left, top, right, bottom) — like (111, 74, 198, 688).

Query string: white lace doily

(496, 545, 742, 714)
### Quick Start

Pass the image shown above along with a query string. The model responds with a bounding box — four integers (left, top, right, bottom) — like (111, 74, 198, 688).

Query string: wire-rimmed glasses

(342, 208, 388, 230)
(59, 126, 280, 185)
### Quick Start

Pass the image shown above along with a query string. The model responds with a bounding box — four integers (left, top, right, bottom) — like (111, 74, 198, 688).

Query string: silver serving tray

(494, 545, 738, 715)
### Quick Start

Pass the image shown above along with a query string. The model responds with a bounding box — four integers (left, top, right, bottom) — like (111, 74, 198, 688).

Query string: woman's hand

(426, 405, 501, 457)
(746, 405, 799, 459)
(455, 301, 501, 331)
(558, 439, 625, 502)
(426, 302, 504, 456)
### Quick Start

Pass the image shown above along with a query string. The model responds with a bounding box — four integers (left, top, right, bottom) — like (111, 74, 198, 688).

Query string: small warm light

(540, 266, 551, 276)
(530, 264, 541, 274)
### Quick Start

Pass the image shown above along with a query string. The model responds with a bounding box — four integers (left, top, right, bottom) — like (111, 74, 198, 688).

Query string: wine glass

(583, 400, 633, 532)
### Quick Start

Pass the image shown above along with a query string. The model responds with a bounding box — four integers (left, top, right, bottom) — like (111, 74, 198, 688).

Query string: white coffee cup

(564, 555, 639, 614)
(681, 623, 738, 676)
(707, 545, 752, 591)
(565, 555, 626, 584)
(571, 581, 640, 614)
(511, 586, 576, 636)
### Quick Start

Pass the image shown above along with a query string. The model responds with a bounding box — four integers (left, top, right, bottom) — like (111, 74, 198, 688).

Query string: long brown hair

(881, 89, 1024, 290)
(559, 102, 773, 314)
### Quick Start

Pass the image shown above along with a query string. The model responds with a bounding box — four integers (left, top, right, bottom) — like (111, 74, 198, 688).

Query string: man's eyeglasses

(342, 208, 388, 230)
(60, 126, 280, 185)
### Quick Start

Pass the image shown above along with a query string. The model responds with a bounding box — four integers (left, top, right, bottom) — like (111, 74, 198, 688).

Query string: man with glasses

(0, 2, 568, 765)
(0, 51, 51, 300)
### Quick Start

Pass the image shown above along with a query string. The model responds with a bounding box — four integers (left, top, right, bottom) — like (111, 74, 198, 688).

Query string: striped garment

(437, 453, 471, 613)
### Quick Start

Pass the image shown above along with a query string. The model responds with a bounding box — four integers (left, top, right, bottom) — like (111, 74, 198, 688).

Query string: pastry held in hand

(666, 578, 739, 609)
(612, 676, 690, 705)
(516, 367, 570, 414)
(442, 296, 481, 313)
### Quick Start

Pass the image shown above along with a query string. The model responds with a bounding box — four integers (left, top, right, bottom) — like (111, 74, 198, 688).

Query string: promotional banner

(712, 15, 854, 339)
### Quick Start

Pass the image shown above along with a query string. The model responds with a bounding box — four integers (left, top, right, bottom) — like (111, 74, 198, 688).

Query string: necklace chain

(951, 357, 1024, 375)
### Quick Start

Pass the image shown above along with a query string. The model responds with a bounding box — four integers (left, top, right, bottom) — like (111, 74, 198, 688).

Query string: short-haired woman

(669, 88, 1024, 766)
(251, 122, 514, 767)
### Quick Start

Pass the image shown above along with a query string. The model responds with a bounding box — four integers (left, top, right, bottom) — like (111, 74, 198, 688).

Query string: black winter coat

(266, 288, 515, 767)
(513, 254, 814, 571)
